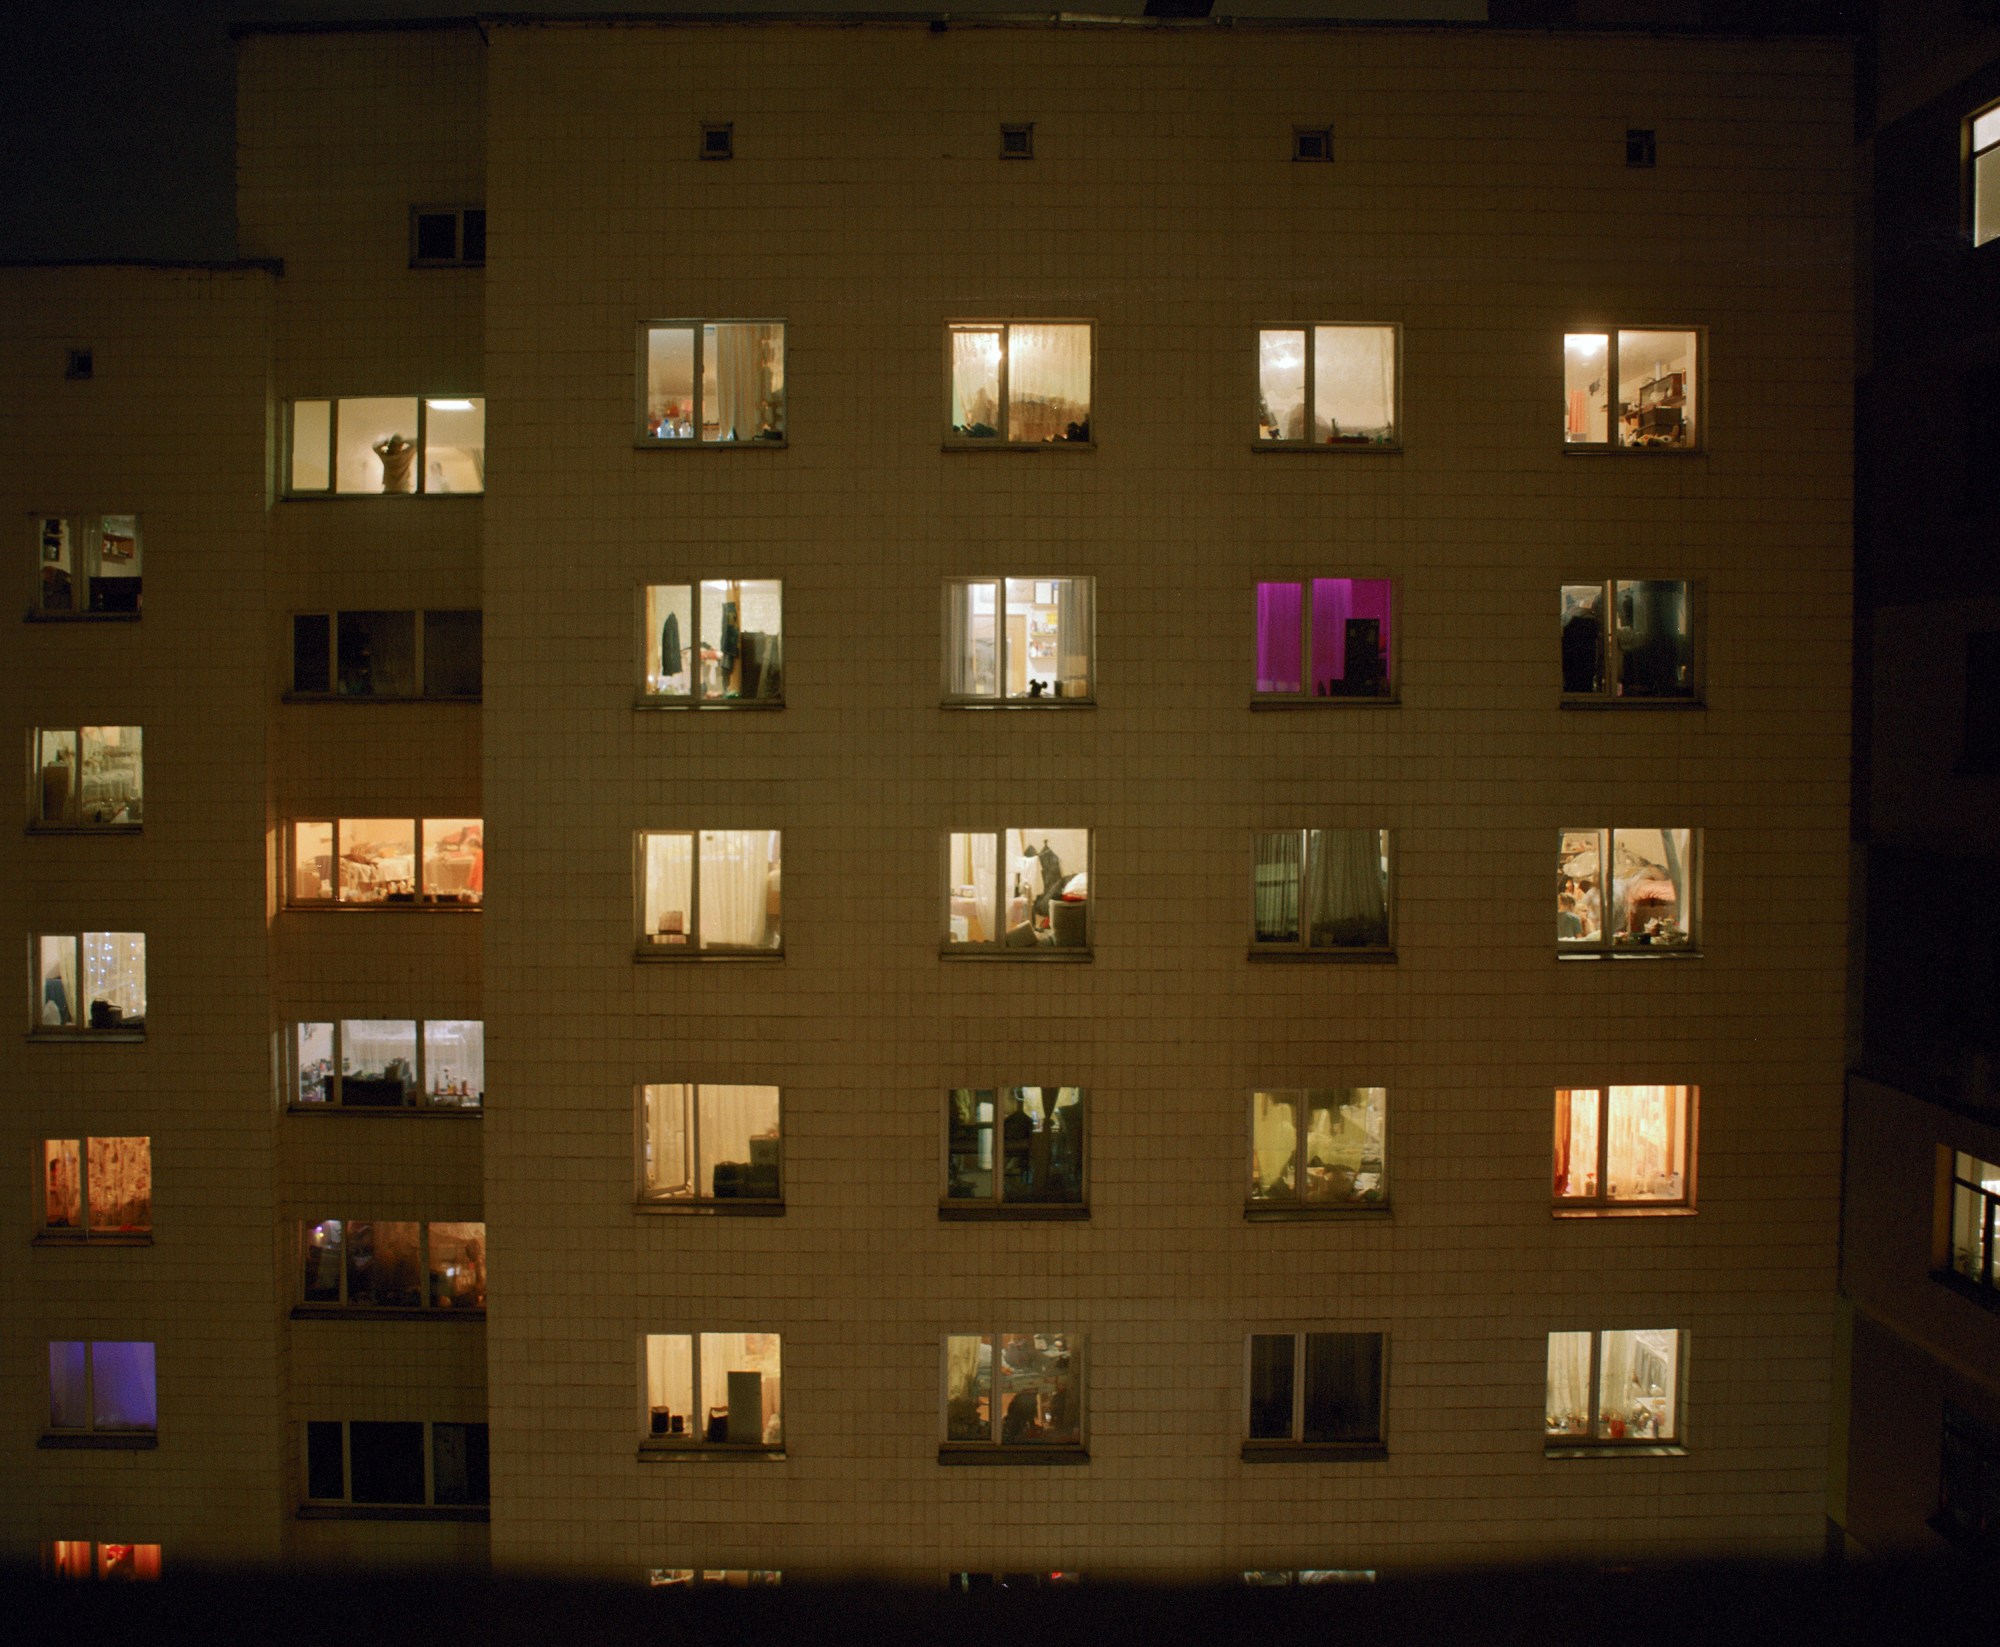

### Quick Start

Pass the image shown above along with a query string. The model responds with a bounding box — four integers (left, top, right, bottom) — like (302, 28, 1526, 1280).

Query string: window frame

(639, 1331, 787, 1458)
(1558, 579, 1703, 706)
(284, 818, 485, 910)
(287, 609, 483, 701)
(1247, 828, 1394, 959)
(1935, 1401, 2000, 1556)
(634, 319, 788, 448)
(294, 1218, 486, 1317)
(36, 1136, 152, 1244)
(1245, 1087, 1389, 1218)
(28, 512, 142, 621)
(944, 320, 1096, 449)
(1551, 1086, 1697, 1216)
(637, 1083, 785, 1215)
(1561, 327, 1703, 453)
(30, 931, 146, 1039)
(1241, 1330, 1388, 1462)
(300, 1419, 490, 1518)
(939, 1331, 1087, 1463)
(407, 205, 485, 269)
(940, 576, 1096, 707)
(286, 1018, 484, 1114)
(283, 396, 487, 497)
(1941, 1148, 2000, 1305)
(1969, 101, 2000, 248)
(941, 1086, 1088, 1220)
(1543, 1328, 1689, 1457)
(1250, 577, 1398, 706)
(42, 1340, 157, 1448)
(941, 829, 1094, 959)
(42, 1542, 161, 1581)
(1556, 828, 1702, 958)
(28, 725, 144, 831)
(634, 829, 785, 959)
(637, 579, 785, 708)
(1253, 323, 1401, 451)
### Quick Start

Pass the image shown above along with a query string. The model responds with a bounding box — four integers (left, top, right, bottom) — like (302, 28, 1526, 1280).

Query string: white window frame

(638, 579, 785, 706)
(944, 320, 1096, 448)
(284, 396, 486, 496)
(29, 512, 142, 619)
(1254, 323, 1401, 450)
(634, 320, 788, 447)
(1971, 102, 2000, 247)
(1559, 579, 1702, 704)
(296, 1219, 487, 1314)
(1248, 829, 1393, 956)
(1245, 1087, 1389, 1217)
(942, 1086, 1088, 1217)
(1557, 827, 1701, 957)
(37, 1136, 152, 1242)
(1551, 1085, 1697, 1215)
(31, 931, 146, 1037)
(29, 725, 143, 831)
(287, 609, 483, 700)
(1561, 328, 1702, 453)
(940, 1331, 1087, 1457)
(640, 1331, 786, 1454)
(285, 818, 485, 909)
(288, 1018, 484, 1112)
(940, 576, 1096, 706)
(634, 829, 785, 958)
(1544, 1328, 1688, 1454)
(1242, 1330, 1388, 1458)
(941, 829, 1093, 957)
(301, 1419, 489, 1510)
(637, 1083, 785, 1211)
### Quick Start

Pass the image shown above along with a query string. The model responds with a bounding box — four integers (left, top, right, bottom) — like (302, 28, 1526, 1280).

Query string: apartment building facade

(1, 16, 1852, 1581)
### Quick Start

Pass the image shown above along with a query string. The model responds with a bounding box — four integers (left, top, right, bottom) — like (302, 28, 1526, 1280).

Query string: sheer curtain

(1056, 579, 1092, 692)
(1305, 829, 1388, 947)
(712, 324, 773, 441)
(1256, 583, 1302, 693)
(946, 582, 988, 696)
(700, 830, 775, 949)
(952, 330, 1001, 432)
(1545, 1332, 1592, 1430)
(1008, 324, 1090, 438)
(1253, 833, 1303, 943)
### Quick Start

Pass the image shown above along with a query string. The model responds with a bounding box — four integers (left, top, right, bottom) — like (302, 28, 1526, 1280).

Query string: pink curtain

(1255, 583, 1302, 693)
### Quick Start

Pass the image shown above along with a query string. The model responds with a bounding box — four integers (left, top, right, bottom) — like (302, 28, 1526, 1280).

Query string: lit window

(33, 933, 145, 1034)
(408, 205, 484, 268)
(1256, 326, 1398, 447)
(1563, 330, 1698, 449)
(286, 397, 486, 494)
(636, 830, 783, 955)
(1938, 1402, 2000, 1556)
(642, 1333, 784, 1450)
(304, 1420, 488, 1509)
(1553, 1087, 1694, 1211)
(42, 1542, 160, 1580)
(1544, 1329, 1684, 1449)
(1243, 1570, 1376, 1585)
(943, 578, 1093, 703)
(1557, 829, 1699, 955)
(947, 322, 1092, 445)
(1251, 829, 1391, 954)
(1947, 1152, 2000, 1299)
(291, 1019, 483, 1110)
(638, 321, 786, 444)
(1253, 579, 1393, 701)
(945, 829, 1091, 954)
(1248, 1089, 1386, 1213)
(949, 1572, 1079, 1590)
(1244, 1332, 1385, 1457)
(39, 1138, 151, 1239)
(651, 1569, 781, 1587)
(640, 1084, 782, 1208)
(1972, 104, 2000, 247)
(298, 1220, 486, 1312)
(31, 727, 142, 828)
(289, 610, 482, 699)
(32, 513, 141, 616)
(45, 1341, 156, 1440)
(1560, 581, 1698, 702)
(944, 1088, 1086, 1213)
(642, 581, 783, 703)
(287, 818, 484, 907)
(943, 1333, 1084, 1455)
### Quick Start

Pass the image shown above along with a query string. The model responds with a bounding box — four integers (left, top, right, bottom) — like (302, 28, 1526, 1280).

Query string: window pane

(950, 327, 1002, 438)
(1247, 1334, 1295, 1439)
(83, 932, 144, 1029)
(698, 829, 779, 950)
(90, 1341, 156, 1430)
(1976, 107, 2000, 153)
(1252, 831, 1303, 945)
(424, 1020, 483, 1107)
(1006, 324, 1090, 443)
(1005, 828, 1089, 947)
(292, 614, 332, 694)
(699, 579, 784, 701)
(1611, 581, 1693, 698)
(997, 1333, 1079, 1443)
(946, 1089, 996, 1201)
(1553, 1088, 1600, 1199)
(1250, 1091, 1299, 1202)
(74, 726, 142, 825)
(43, 1140, 80, 1229)
(1000, 1086, 1083, 1203)
(1616, 331, 1695, 448)
(336, 610, 417, 697)
(1608, 828, 1693, 948)
(291, 399, 331, 490)
(1563, 333, 1609, 443)
(946, 1334, 992, 1440)
(91, 514, 141, 612)
(334, 397, 421, 493)
(645, 584, 695, 694)
(421, 610, 482, 697)
(1050, 577, 1092, 698)
(1952, 1155, 1999, 1286)
(348, 1421, 425, 1503)
(1301, 1332, 1382, 1444)
(87, 1137, 150, 1232)
(44, 1541, 91, 1579)
(337, 818, 416, 903)
(645, 1334, 695, 1438)
(698, 1332, 782, 1444)
(49, 1341, 89, 1428)
(99, 1545, 158, 1581)
(1308, 578, 1392, 697)
(1560, 584, 1606, 694)
(702, 323, 784, 443)
(1558, 831, 1605, 945)
(341, 1019, 417, 1106)
(1313, 325, 1396, 444)
(422, 817, 484, 905)
(641, 1084, 694, 1199)
(297, 1022, 334, 1104)
(38, 935, 77, 1028)
(947, 581, 999, 698)
(699, 1084, 781, 1201)
(305, 1420, 345, 1500)
(1304, 828, 1390, 949)
(645, 326, 697, 439)
(1597, 1329, 1678, 1442)
(1257, 329, 1307, 441)
(641, 832, 693, 946)
(1302, 1087, 1386, 1208)
(947, 831, 999, 944)
(422, 398, 485, 493)
(1604, 1086, 1687, 1201)
(1255, 582, 1303, 694)
(36, 729, 77, 824)
(302, 1220, 344, 1302)
(427, 1221, 486, 1309)
(432, 1422, 489, 1505)
(345, 1220, 423, 1307)
(1979, 144, 2000, 248)
(293, 822, 334, 904)
(38, 515, 74, 613)
(1545, 1332, 1592, 1436)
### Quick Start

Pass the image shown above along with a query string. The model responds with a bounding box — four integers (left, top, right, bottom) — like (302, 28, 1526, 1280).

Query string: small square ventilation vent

(1001, 123, 1034, 159)
(1293, 127, 1331, 162)
(702, 123, 734, 160)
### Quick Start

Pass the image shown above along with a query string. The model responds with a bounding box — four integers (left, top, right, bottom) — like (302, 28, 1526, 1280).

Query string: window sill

(1249, 696, 1398, 710)
(1544, 1442, 1687, 1459)
(1551, 1203, 1696, 1219)
(40, 1432, 156, 1450)
(634, 947, 784, 963)
(1251, 441, 1402, 455)
(282, 692, 481, 705)
(291, 1305, 487, 1322)
(635, 1199, 784, 1217)
(638, 1444, 786, 1462)
(1560, 445, 1704, 457)
(633, 438, 788, 451)
(1240, 1443, 1387, 1463)
(27, 1030, 146, 1044)
(287, 1103, 481, 1120)
(24, 610, 142, 624)
(939, 1204, 1089, 1221)
(1243, 1204, 1389, 1222)
(939, 946, 1091, 962)
(286, 902, 482, 915)
(633, 695, 784, 711)
(1931, 1267, 2000, 1315)
(1557, 947, 1700, 962)
(27, 824, 142, 836)
(941, 697, 1096, 710)
(1247, 949, 1396, 965)
(33, 1231, 153, 1246)
(298, 1504, 488, 1522)
(1559, 696, 1704, 711)
(942, 441, 1095, 453)
(937, 1446, 1088, 1466)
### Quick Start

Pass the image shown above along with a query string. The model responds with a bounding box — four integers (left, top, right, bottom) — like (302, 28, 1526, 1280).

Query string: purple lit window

(1254, 579, 1393, 699)
(47, 1340, 156, 1433)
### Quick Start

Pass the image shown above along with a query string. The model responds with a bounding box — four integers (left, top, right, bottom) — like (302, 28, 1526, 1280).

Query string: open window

(943, 578, 1093, 703)
(636, 830, 782, 955)
(1946, 1151, 2000, 1301)
(1557, 829, 1698, 955)
(1545, 1329, 1685, 1452)
(40, 1138, 150, 1239)
(1244, 1332, 1386, 1459)
(45, 1341, 155, 1442)
(32, 513, 141, 615)
(298, 1220, 486, 1312)
(944, 1088, 1085, 1214)
(291, 1019, 483, 1111)
(1256, 325, 1398, 448)
(304, 1420, 488, 1510)
(286, 397, 485, 494)
(642, 1332, 784, 1451)
(639, 322, 786, 444)
(640, 1084, 782, 1209)
(1552, 1087, 1695, 1212)
(1251, 829, 1391, 954)
(947, 322, 1092, 445)
(1248, 1088, 1386, 1214)
(33, 933, 145, 1034)
(287, 818, 484, 907)
(1562, 330, 1699, 450)
(943, 1333, 1084, 1457)
(1560, 582, 1698, 701)
(642, 581, 783, 703)
(31, 727, 142, 827)
(944, 829, 1091, 954)
(1254, 579, 1394, 701)
(289, 611, 482, 699)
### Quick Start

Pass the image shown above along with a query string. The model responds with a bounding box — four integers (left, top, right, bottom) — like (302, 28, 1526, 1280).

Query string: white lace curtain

(1009, 323, 1090, 417)
(700, 830, 776, 949)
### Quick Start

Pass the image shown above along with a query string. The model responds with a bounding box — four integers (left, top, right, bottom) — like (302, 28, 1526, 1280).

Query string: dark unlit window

(1626, 129, 1656, 168)
(305, 1419, 487, 1508)
(1001, 123, 1034, 159)
(702, 123, 733, 159)
(1245, 1332, 1385, 1454)
(1964, 633, 2000, 773)
(1293, 127, 1331, 162)
(409, 207, 485, 268)
(65, 349, 93, 380)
